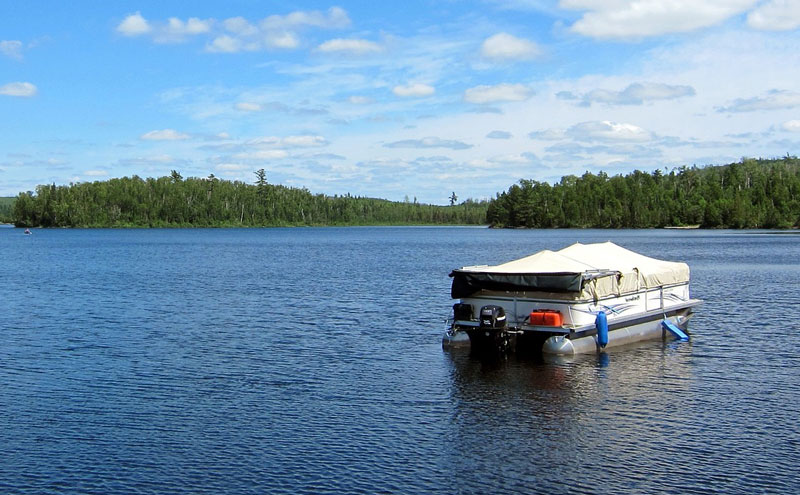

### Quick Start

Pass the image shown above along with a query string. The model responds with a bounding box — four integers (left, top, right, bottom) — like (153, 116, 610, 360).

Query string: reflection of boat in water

(443, 242, 702, 355)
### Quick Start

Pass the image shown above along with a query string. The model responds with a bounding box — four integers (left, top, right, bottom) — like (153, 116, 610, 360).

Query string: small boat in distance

(444, 242, 702, 355)
(24, 228, 32, 235)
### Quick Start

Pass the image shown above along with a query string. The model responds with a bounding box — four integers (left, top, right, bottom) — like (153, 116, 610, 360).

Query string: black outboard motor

(467, 305, 515, 354)
(480, 305, 506, 329)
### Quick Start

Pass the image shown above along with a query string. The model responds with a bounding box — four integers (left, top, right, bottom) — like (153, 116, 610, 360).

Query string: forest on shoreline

(487, 157, 800, 229)
(8, 171, 487, 228)
(5, 156, 800, 229)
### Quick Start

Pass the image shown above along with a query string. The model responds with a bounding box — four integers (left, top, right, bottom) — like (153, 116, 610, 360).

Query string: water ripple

(1, 228, 799, 494)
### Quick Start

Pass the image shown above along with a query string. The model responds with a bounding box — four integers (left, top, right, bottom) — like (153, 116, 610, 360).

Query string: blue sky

(2, 1, 800, 204)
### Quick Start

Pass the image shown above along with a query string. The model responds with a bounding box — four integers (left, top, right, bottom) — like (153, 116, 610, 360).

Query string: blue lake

(1, 227, 799, 494)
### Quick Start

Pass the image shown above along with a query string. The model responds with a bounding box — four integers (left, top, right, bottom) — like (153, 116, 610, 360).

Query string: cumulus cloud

(207, 35, 243, 53)
(117, 12, 152, 36)
(567, 121, 651, 142)
(487, 130, 512, 139)
(159, 17, 213, 43)
(0, 40, 23, 60)
(481, 32, 540, 61)
(317, 38, 382, 54)
(464, 83, 532, 104)
(393, 83, 435, 98)
(384, 137, 472, 150)
(747, 0, 800, 30)
(568, 82, 696, 106)
(719, 89, 800, 112)
(140, 129, 190, 140)
(563, 0, 757, 39)
(261, 6, 350, 30)
(782, 120, 800, 132)
(85, 170, 109, 177)
(117, 12, 212, 43)
(120, 7, 349, 52)
(0, 82, 37, 97)
(216, 7, 348, 52)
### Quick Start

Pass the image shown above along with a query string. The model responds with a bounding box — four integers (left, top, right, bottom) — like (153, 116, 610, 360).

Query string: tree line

(9, 157, 800, 229)
(0, 197, 13, 223)
(10, 171, 488, 228)
(487, 156, 800, 229)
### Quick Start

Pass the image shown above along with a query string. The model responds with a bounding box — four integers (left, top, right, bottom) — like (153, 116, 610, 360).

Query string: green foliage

(0, 197, 15, 223)
(11, 175, 488, 228)
(487, 156, 800, 229)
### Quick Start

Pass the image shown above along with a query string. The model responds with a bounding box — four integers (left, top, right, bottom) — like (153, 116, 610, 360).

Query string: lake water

(1, 227, 798, 494)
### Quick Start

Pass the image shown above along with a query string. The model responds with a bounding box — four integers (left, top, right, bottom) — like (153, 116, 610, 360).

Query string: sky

(2, 1, 800, 204)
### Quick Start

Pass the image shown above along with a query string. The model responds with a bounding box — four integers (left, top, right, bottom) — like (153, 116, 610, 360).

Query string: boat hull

(541, 309, 692, 355)
(443, 293, 700, 355)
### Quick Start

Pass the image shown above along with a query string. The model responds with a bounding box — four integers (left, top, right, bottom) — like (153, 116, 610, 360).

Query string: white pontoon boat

(444, 242, 702, 355)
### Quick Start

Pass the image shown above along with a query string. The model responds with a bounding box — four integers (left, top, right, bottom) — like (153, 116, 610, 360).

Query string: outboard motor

(467, 305, 514, 354)
(480, 305, 506, 329)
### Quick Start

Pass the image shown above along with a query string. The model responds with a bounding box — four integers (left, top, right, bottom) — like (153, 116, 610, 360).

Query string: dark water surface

(1, 227, 798, 494)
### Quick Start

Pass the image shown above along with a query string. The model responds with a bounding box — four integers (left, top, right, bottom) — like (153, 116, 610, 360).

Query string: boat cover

(450, 241, 690, 300)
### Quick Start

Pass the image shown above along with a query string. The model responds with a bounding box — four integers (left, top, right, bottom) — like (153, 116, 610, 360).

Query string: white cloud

(85, 170, 108, 177)
(223, 17, 258, 36)
(260, 6, 350, 30)
(117, 12, 212, 43)
(572, 82, 696, 106)
(0, 40, 23, 60)
(747, 0, 800, 30)
(393, 83, 435, 98)
(487, 130, 512, 139)
(157, 17, 213, 43)
(140, 129, 190, 140)
(348, 95, 373, 104)
(235, 102, 262, 112)
(782, 120, 800, 132)
(567, 121, 652, 142)
(317, 38, 383, 54)
(562, 0, 758, 39)
(719, 90, 800, 112)
(282, 135, 328, 147)
(529, 128, 567, 140)
(232, 150, 290, 160)
(0, 82, 37, 97)
(384, 137, 472, 150)
(244, 135, 328, 148)
(488, 153, 538, 164)
(121, 7, 348, 51)
(481, 33, 540, 61)
(207, 35, 243, 53)
(266, 32, 300, 49)
(117, 12, 152, 36)
(464, 83, 532, 103)
(215, 163, 249, 171)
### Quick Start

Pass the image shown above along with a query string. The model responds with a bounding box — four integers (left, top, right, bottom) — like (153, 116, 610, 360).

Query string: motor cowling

(479, 305, 506, 329)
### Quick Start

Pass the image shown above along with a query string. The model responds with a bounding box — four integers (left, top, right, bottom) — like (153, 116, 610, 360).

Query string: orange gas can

(529, 310, 563, 327)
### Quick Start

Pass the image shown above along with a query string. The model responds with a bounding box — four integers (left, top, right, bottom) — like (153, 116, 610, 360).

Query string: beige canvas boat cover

(450, 241, 690, 299)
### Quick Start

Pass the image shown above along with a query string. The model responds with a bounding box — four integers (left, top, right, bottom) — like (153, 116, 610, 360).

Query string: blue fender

(595, 311, 608, 348)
